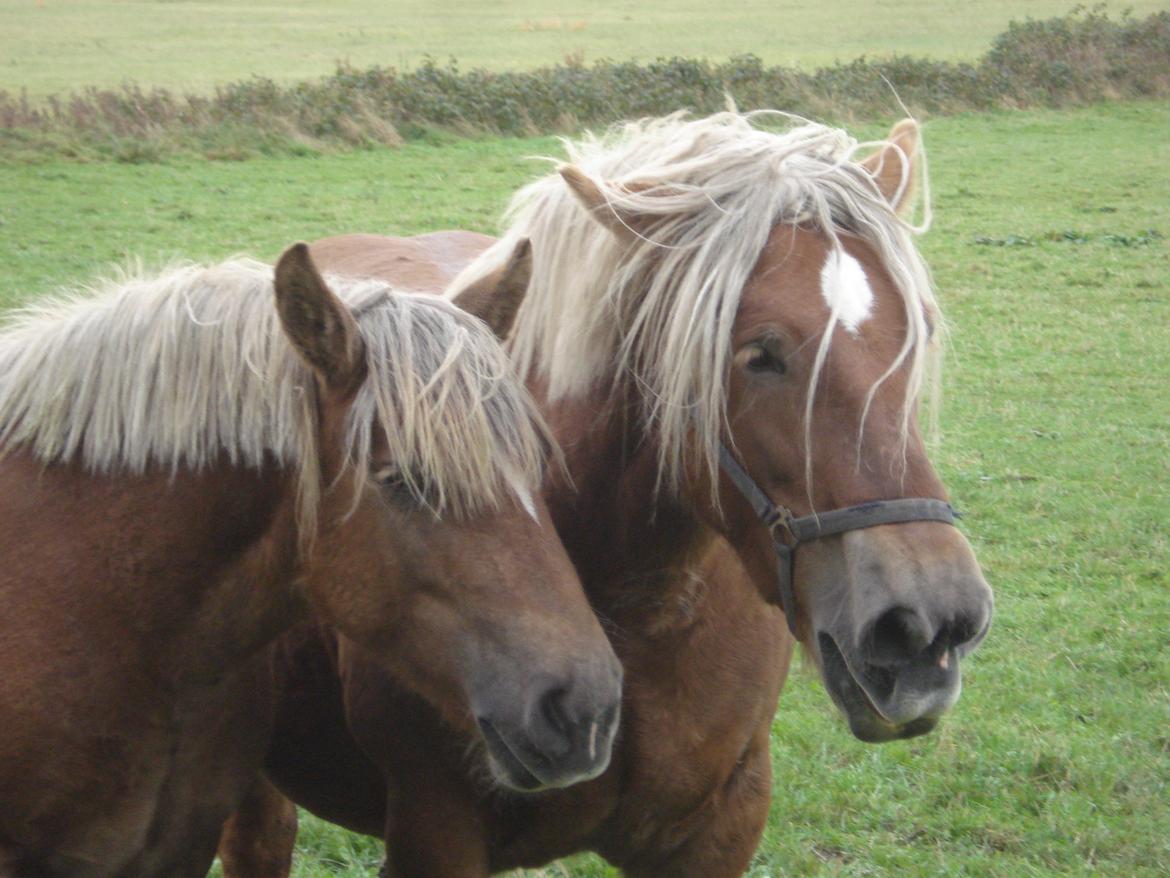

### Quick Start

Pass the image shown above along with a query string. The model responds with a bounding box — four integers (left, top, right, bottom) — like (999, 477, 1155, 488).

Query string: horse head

(546, 116, 992, 742)
(273, 243, 621, 787)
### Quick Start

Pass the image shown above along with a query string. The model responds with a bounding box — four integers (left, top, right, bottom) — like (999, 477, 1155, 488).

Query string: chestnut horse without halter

(0, 245, 621, 877)
(221, 114, 993, 876)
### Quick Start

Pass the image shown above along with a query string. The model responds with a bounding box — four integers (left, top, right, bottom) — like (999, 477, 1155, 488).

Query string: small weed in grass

(973, 234, 1036, 247)
(974, 228, 1164, 247)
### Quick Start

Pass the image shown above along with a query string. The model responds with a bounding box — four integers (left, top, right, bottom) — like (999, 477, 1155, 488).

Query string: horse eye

(372, 466, 431, 512)
(372, 466, 406, 490)
(745, 342, 786, 375)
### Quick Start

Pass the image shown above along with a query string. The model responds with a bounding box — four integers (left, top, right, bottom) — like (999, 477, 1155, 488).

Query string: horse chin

(816, 632, 956, 743)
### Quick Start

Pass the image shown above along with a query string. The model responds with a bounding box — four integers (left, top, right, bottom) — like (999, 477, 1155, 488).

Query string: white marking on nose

(588, 721, 598, 760)
(820, 249, 874, 335)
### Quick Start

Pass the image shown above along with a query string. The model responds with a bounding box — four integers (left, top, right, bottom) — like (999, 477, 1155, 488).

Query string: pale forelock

(342, 287, 550, 520)
(450, 110, 941, 496)
(0, 259, 549, 536)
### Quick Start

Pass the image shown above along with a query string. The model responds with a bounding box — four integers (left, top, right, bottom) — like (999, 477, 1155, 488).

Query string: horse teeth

(938, 651, 950, 670)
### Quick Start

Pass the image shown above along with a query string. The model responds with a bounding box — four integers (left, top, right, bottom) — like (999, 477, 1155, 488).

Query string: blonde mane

(0, 259, 548, 536)
(449, 110, 940, 494)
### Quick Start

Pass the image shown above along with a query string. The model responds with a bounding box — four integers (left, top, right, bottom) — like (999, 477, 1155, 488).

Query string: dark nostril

(943, 610, 987, 655)
(536, 687, 574, 757)
(865, 606, 933, 666)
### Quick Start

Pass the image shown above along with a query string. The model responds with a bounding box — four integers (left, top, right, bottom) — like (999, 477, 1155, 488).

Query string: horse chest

(106, 659, 276, 876)
(120, 675, 274, 876)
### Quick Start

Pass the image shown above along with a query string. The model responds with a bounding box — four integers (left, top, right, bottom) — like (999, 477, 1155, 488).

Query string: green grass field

(2, 0, 1166, 98)
(3, 99, 1168, 876)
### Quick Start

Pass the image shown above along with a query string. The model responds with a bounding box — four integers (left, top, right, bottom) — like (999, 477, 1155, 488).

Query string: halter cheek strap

(717, 444, 958, 636)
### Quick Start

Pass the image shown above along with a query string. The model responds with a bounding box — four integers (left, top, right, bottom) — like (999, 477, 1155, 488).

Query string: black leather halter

(718, 444, 958, 635)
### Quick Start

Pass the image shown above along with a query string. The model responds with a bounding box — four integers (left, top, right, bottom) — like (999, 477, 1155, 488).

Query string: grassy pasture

(2, 0, 1166, 99)
(2, 100, 1168, 875)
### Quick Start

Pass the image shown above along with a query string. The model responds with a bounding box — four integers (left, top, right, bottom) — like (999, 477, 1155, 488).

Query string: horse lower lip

(477, 719, 546, 791)
(818, 633, 893, 726)
(857, 660, 897, 702)
(822, 632, 960, 727)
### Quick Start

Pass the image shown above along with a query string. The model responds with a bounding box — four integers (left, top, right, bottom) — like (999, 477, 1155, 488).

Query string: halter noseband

(718, 444, 958, 636)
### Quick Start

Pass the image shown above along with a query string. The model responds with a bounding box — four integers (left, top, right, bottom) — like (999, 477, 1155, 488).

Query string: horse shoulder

(0, 453, 298, 875)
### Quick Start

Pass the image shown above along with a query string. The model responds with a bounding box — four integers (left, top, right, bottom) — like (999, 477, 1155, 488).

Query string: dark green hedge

(2, 8, 1167, 162)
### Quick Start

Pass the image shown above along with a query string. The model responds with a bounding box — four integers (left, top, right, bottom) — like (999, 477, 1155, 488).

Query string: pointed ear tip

(558, 164, 593, 188)
(276, 242, 312, 270)
(890, 118, 920, 147)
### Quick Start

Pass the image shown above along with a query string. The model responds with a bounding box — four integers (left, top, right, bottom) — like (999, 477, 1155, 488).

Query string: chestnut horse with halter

(0, 246, 621, 876)
(220, 114, 993, 876)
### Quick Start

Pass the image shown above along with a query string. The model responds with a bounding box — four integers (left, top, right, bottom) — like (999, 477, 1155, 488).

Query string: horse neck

(0, 452, 306, 684)
(169, 463, 307, 679)
(539, 386, 721, 631)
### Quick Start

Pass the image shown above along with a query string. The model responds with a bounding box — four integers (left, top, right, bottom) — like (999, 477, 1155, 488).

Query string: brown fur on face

(719, 222, 989, 739)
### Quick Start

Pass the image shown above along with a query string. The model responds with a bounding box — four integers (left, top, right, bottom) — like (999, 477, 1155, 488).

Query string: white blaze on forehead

(505, 466, 540, 524)
(820, 249, 875, 336)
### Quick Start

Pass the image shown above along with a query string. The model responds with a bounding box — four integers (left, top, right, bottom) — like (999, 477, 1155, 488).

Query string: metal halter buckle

(762, 505, 796, 542)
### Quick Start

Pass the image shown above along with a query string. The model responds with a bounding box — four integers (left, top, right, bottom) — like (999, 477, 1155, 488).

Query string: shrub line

(2, 8, 1167, 163)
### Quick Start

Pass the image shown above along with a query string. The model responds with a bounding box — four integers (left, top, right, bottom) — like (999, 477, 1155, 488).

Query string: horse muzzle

(471, 661, 623, 792)
(810, 527, 993, 742)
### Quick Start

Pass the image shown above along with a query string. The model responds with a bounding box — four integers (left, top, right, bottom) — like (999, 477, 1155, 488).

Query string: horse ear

(450, 238, 532, 340)
(860, 118, 920, 215)
(559, 165, 645, 240)
(274, 243, 367, 397)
